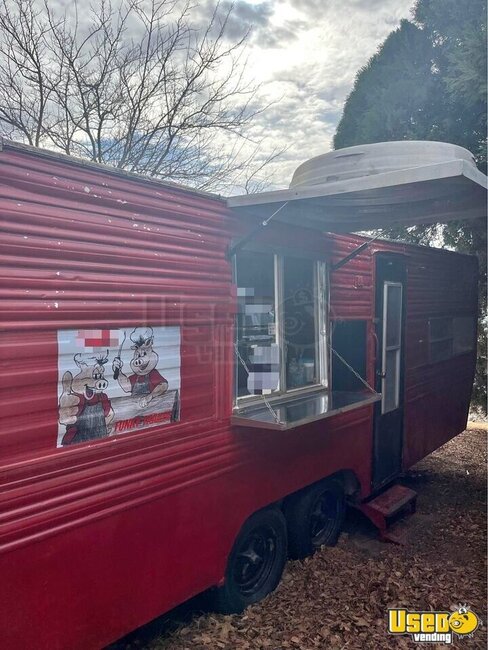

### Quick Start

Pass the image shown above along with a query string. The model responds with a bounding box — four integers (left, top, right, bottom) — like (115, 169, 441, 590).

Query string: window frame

(233, 251, 328, 408)
(452, 316, 477, 355)
(428, 315, 476, 363)
(381, 281, 403, 415)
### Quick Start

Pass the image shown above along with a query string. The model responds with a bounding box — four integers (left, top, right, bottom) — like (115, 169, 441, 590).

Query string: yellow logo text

(389, 609, 450, 634)
(388, 605, 480, 644)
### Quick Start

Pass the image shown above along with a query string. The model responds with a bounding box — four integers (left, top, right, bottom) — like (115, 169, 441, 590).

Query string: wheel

(213, 508, 287, 614)
(284, 478, 345, 560)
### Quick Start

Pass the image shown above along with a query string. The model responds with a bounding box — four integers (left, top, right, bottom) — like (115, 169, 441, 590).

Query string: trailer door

(373, 253, 406, 489)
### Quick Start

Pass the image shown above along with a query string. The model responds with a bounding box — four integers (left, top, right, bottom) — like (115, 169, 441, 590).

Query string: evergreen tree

(334, 0, 487, 410)
(334, 20, 437, 149)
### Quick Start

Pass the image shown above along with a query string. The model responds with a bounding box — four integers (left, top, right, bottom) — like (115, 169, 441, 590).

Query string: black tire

(213, 508, 287, 614)
(284, 478, 345, 560)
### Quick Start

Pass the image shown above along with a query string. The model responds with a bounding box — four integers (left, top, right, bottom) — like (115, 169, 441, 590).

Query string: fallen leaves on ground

(114, 429, 487, 650)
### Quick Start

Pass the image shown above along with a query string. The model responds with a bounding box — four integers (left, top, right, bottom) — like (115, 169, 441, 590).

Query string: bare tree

(0, 0, 277, 191)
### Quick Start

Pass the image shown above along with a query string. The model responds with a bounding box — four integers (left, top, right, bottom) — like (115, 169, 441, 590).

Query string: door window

(381, 282, 402, 414)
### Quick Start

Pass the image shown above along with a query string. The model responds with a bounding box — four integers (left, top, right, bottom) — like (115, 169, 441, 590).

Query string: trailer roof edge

(0, 138, 224, 202)
(227, 157, 488, 232)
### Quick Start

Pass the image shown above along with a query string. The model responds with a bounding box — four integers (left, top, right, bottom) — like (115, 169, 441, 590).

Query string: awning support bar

(331, 233, 381, 271)
(227, 201, 289, 259)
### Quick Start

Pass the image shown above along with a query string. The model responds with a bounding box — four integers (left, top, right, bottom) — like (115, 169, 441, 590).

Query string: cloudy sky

(3, 0, 415, 191)
(201, 0, 415, 190)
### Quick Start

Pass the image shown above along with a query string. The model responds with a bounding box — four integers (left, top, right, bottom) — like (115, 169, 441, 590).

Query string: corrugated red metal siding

(0, 144, 477, 649)
(400, 245, 477, 467)
(327, 232, 477, 471)
(0, 146, 375, 650)
(0, 147, 238, 648)
(0, 148, 234, 461)
(329, 234, 375, 320)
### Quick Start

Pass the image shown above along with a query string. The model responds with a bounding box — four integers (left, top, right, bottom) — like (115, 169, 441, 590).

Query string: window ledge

(232, 389, 380, 431)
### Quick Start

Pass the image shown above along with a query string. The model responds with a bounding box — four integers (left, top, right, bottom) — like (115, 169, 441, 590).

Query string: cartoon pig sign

(58, 352, 114, 446)
(112, 327, 168, 408)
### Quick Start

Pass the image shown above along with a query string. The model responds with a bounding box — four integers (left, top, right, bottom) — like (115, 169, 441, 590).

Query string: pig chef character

(112, 327, 168, 408)
(59, 352, 114, 446)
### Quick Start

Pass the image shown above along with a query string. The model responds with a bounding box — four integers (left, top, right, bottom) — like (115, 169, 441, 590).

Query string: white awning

(228, 154, 487, 233)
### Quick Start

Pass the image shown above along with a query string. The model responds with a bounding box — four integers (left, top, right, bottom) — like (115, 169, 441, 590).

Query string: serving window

(283, 257, 321, 389)
(235, 251, 280, 398)
(233, 249, 380, 430)
(234, 250, 327, 404)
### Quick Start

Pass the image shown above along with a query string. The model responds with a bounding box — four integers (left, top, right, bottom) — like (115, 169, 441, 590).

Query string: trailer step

(358, 484, 417, 544)
(380, 520, 410, 545)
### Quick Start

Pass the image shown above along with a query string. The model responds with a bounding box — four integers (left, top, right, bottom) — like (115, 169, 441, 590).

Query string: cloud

(253, 20, 309, 48)
(278, 0, 412, 18)
(195, 1, 311, 48)
(197, 1, 274, 42)
(31, 0, 416, 192)
(220, 0, 416, 191)
(224, 0, 274, 41)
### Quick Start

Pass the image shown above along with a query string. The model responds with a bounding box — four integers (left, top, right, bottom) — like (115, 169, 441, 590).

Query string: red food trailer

(0, 139, 486, 649)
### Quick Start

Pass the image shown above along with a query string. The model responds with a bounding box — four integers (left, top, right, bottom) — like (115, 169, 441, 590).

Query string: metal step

(358, 484, 417, 544)
(380, 520, 410, 545)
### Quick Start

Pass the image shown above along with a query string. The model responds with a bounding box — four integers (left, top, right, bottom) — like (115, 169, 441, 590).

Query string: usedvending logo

(388, 604, 481, 644)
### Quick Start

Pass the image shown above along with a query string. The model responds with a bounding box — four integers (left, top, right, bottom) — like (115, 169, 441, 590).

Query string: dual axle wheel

(213, 478, 345, 613)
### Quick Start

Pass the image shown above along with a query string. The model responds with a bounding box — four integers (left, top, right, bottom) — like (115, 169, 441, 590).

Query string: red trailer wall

(0, 145, 477, 648)
(0, 147, 374, 649)
(400, 245, 477, 467)
(327, 232, 478, 471)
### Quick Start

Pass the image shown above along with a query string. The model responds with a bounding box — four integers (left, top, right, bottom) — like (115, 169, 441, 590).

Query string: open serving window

(232, 249, 379, 430)
(229, 140, 486, 431)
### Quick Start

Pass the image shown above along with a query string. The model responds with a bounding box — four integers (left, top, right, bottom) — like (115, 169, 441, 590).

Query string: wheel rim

(310, 489, 339, 546)
(232, 525, 278, 596)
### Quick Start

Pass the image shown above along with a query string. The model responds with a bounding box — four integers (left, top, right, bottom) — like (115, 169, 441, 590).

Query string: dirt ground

(112, 428, 487, 650)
